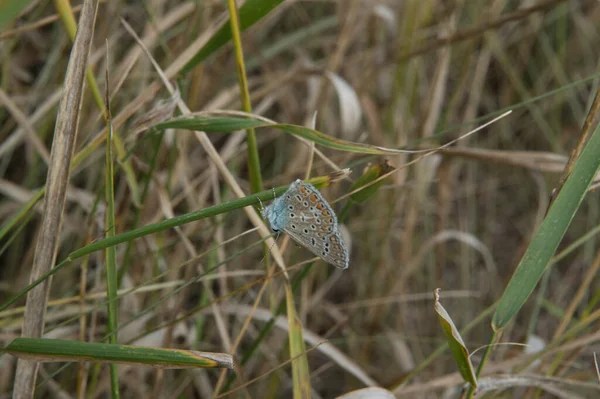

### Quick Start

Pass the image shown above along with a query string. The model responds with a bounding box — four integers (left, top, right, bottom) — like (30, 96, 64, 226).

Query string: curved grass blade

(155, 116, 407, 155)
(104, 90, 119, 395)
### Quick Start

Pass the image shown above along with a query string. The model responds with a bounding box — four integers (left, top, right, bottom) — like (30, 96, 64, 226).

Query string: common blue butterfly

(261, 179, 349, 269)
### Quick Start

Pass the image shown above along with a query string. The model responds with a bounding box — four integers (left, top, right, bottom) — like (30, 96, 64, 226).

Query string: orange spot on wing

(309, 194, 318, 202)
(322, 210, 330, 216)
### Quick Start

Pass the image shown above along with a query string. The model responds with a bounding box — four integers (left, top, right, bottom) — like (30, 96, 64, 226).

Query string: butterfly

(261, 179, 349, 269)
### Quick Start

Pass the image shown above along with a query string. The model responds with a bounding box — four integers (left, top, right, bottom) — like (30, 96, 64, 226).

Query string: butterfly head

(260, 186, 286, 232)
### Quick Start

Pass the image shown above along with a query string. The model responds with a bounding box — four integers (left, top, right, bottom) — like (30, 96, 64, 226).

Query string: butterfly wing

(284, 227, 349, 269)
(279, 180, 349, 269)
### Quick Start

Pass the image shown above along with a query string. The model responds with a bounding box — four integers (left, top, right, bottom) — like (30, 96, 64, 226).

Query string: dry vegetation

(2, 0, 600, 398)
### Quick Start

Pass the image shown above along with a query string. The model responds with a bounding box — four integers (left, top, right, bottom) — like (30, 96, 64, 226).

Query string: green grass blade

(156, 116, 265, 132)
(104, 123, 119, 397)
(285, 283, 311, 398)
(155, 116, 408, 154)
(181, 0, 284, 75)
(227, 0, 262, 194)
(3, 338, 233, 369)
(493, 122, 600, 329)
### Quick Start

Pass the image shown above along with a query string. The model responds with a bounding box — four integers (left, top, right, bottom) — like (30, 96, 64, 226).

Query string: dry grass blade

(12, 0, 98, 397)
(475, 374, 600, 397)
(439, 147, 567, 173)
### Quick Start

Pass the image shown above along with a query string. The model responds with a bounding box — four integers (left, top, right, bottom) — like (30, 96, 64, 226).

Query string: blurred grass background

(2, 0, 600, 397)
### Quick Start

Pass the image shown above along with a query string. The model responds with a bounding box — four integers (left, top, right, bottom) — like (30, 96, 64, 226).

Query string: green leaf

(3, 338, 234, 369)
(493, 122, 600, 329)
(434, 290, 477, 387)
(105, 121, 120, 396)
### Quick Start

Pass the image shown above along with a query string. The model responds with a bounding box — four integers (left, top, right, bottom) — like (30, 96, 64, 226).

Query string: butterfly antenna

(271, 232, 280, 251)
(267, 233, 280, 260)
(259, 232, 279, 266)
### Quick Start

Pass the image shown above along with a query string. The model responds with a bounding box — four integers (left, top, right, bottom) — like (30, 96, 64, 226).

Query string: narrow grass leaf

(181, 0, 285, 74)
(104, 108, 119, 398)
(434, 290, 477, 387)
(493, 122, 600, 329)
(285, 282, 311, 399)
(155, 116, 406, 154)
(3, 338, 234, 369)
(156, 116, 265, 132)
(227, 0, 263, 195)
